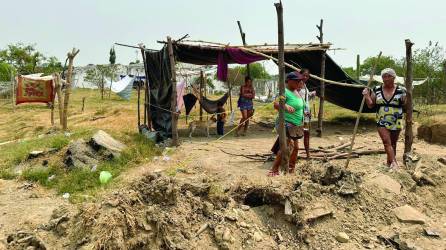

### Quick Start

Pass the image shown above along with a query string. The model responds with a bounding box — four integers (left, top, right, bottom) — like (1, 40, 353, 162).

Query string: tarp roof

(171, 41, 372, 112)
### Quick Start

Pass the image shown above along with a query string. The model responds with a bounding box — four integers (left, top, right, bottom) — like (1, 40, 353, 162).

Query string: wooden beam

(62, 48, 80, 131)
(275, 1, 289, 173)
(200, 70, 204, 121)
(345, 52, 382, 168)
(316, 19, 326, 137)
(237, 21, 250, 77)
(140, 48, 149, 127)
(356, 54, 360, 81)
(404, 39, 414, 161)
(167, 36, 179, 146)
(11, 70, 15, 110)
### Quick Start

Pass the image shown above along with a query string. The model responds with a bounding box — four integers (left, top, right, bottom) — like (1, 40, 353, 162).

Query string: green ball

(99, 171, 112, 184)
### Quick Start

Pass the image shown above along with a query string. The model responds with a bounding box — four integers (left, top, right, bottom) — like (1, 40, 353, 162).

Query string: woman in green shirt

(268, 72, 305, 176)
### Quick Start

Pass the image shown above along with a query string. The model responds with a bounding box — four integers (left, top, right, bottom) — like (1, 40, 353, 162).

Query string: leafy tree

(84, 65, 113, 99)
(41, 56, 63, 75)
(108, 47, 117, 98)
(360, 55, 404, 76)
(0, 62, 14, 81)
(192, 75, 214, 90)
(342, 67, 357, 78)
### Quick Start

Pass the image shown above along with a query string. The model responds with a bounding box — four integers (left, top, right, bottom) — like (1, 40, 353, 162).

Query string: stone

(238, 222, 249, 228)
(202, 201, 214, 217)
(241, 205, 250, 211)
(253, 231, 263, 242)
(284, 199, 293, 215)
(438, 157, 446, 165)
(222, 228, 232, 241)
(276, 232, 284, 242)
(304, 207, 333, 222)
(64, 139, 99, 170)
(28, 150, 44, 159)
(90, 130, 126, 153)
(368, 174, 401, 195)
(393, 205, 427, 224)
(335, 232, 349, 243)
(225, 212, 237, 221)
(423, 228, 440, 238)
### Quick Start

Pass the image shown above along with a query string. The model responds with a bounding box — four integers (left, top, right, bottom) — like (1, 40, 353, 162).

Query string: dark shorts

(271, 123, 303, 154)
(238, 97, 253, 111)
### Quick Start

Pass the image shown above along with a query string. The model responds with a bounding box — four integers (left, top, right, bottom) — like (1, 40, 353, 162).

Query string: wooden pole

(81, 97, 86, 112)
(237, 21, 250, 77)
(11, 70, 15, 110)
(54, 74, 63, 126)
(356, 54, 360, 81)
(62, 48, 80, 131)
(167, 36, 179, 146)
(200, 70, 204, 121)
(275, 1, 289, 173)
(316, 19, 326, 137)
(345, 52, 382, 168)
(404, 39, 414, 161)
(137, 79, 141, 128)
(140, 47, 151, 129)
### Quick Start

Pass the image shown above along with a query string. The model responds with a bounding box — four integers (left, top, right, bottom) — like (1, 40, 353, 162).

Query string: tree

(0, 43, 63, 75)
(214, 62, 271, 87)
(108, 47, 117, 98)
(0, 62, 14, 81)
(84, 65, 113, 99)
(360, 55, 404, 76)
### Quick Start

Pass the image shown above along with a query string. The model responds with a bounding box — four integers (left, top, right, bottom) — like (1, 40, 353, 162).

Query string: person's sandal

(267, 170, 280, 177)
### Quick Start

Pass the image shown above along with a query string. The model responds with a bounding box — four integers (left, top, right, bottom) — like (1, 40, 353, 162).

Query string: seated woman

(268, 72, 305, 176)
(362, 68, 406, 169)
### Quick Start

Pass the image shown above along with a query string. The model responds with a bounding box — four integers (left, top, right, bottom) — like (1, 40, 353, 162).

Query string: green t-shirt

(284, 88, 304, 126)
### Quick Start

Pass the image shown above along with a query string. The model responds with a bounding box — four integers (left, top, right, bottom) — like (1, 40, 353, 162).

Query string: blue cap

(286, 71, 304, 81)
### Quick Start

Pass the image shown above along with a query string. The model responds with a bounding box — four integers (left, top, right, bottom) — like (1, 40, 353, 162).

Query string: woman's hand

(285, 104, 295, 113)
(362, 88, 370, 96)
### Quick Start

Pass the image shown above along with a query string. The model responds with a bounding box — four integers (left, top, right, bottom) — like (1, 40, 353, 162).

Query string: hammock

(198, 92, 229, 114)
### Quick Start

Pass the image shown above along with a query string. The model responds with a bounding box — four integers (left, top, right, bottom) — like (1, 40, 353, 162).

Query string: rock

(276, 232, 284, 242)
(203, 202, 214, 217)
(64, 139, 99, 170)
(284, 199, 293, 215)
(304, 206, 333, 222)
(335, 232, 349, 243)
(238, 222, 249, 228)
(393, 205, 427, 224)
(423, 228, 440, 238)
(241, 205, 250, 211)
(89, 130, 126, 154)
(225, 212, 237, 221)
(367, 174, 401, 195)
(222, 228, 232, 241)
(438, 157, 446, 165)
(253, 231, 263, 242)
(28, 150, 44, 159)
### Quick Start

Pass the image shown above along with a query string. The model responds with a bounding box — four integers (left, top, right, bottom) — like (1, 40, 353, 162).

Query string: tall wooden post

(356, 54, 360, 81)
(137, 80, 141, 128)
(62, 48, 80, 131)
(167, 36, 179, 146)
(54, 74, 63, 126)
(140, 47, 151, 129)
(275, 1, 289, 172)
(237, 21, 250, 77)
(10, 70, 15, 110)
(199, 70, 204, 121)
(404, 39, 414, 160)
(316, 19, 326, 137)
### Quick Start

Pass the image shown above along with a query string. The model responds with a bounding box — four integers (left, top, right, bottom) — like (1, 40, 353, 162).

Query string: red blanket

(16, 75, 54, 105)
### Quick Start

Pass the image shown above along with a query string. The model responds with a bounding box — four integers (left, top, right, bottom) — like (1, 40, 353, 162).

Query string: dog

(188, 116, 216, 138)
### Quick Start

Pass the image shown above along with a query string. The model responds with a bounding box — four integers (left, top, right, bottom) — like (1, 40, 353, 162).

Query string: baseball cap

(286, 71, 304, 81)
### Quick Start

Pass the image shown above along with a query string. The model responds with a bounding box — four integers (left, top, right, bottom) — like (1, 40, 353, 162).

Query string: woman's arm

(363, 88, 375, 108)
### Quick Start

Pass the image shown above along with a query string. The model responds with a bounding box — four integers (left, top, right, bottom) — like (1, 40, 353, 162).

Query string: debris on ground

(393, 205, 427, 224)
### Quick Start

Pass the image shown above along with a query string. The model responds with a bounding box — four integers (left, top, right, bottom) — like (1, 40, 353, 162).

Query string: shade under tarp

(172, 43, 372, 113)
(198, 93, 229, 114)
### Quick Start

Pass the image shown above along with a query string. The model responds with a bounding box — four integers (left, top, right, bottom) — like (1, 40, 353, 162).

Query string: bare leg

(390, 130, 401, 157)
(237, 110, 248, 136)
(270, 150, 282, 175)
(244, 110, 253, 133)
(303, 127, 310, 159)
(377, 127, 395, 166)
(289, 139, 299, 173)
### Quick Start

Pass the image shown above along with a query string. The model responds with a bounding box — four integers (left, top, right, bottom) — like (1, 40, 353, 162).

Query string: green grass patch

(0, 169, 16, 180)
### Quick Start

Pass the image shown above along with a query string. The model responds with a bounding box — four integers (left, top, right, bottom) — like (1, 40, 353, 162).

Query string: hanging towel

(108, 75, 135, 100)
(217, 48, 265, 81)
(176, 80, 186, 112)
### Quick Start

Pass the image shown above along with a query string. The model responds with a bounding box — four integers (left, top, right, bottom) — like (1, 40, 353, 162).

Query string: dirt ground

(1, 121, 445, 249)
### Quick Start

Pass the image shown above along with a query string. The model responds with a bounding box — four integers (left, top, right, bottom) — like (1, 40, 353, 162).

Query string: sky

(1, 0, 445, 73)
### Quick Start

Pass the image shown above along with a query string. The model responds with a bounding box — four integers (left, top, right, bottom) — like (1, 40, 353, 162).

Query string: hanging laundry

(176, 80, 186, 112)
(183, 93, 197, 116)
(16, 74, 54, 105)
(108, 75, 135, 100)
(217, 48, 265, 81)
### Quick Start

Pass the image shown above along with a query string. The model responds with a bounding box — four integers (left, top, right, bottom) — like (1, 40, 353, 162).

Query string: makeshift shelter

(141, 40, 370, 140)
(359, 74, 428, 86)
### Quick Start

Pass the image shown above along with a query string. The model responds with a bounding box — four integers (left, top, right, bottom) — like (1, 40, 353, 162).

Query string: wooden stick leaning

(236, 46, 365, 88)
(344, 52, 382, 168)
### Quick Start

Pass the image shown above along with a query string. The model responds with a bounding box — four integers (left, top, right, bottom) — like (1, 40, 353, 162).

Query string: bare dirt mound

(418, 122, 446, 145)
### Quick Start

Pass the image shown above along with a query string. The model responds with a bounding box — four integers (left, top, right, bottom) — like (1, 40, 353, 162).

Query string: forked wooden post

(345, 52, 382, 168)
(167, 36, 179, 146)
(275, 1, 289, 172)
(62, 48, 80, 131)
(404, 39, 414, 161)
(11, 70, 15, 110)
(237, 20, 250, 77)
(316, 19, 326, 137)
(81, 97, 86, 112)
(54, 74, 63, 126)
